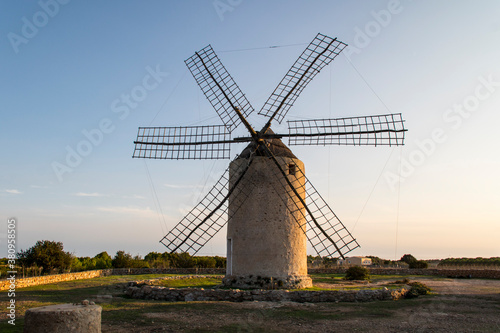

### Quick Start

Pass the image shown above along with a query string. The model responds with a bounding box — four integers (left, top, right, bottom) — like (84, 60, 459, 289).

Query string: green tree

(214, 256, 226, 268)
(409, 260, 428, 269)
(195, 256, 216, 268)
(400, 254, 417, 265)
(169, 252, 196, 268)
(112, 251, 133, 268)
(94, 251, 112, 269)
(145, 252, 162, 262)
(400, 254, 428, 269)
(366, 255, 382, 266)
(78, 257, 97, 270)
(18, 240, 72, 274)
(144, 251, 170, 268)
(71, 257, 84, 272)
(133, 254, 149, 268)
(112, 251, 145, 268)
(322, 256, 338, 267)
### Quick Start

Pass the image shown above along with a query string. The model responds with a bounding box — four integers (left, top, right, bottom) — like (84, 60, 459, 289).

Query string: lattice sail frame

(269, 156, 359, 258)
(160, 153, 359, 258)
(185, 45, 254, 132)
(258, 33, 347, 124)
(160, 157, 257, 254)
(287, 113, 406, 146)
(133, 125, 231, 160)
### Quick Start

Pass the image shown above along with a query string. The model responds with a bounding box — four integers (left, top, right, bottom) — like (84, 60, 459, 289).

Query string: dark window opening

(289, 163, 296, 175)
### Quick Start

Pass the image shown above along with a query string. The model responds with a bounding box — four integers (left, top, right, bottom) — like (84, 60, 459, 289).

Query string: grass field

(1, 273, 498, 332)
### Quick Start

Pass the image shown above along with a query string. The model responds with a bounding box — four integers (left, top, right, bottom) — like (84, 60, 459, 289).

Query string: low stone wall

(0, 270, 112, 291)
(222, 274, 312, 289)
(0, 268, 225, 291)
(125, 283, 410, 303)
(309, 268, 500, 279)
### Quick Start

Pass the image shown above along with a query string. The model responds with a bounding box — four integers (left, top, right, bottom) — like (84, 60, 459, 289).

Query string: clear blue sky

(1, 0, 499, 259)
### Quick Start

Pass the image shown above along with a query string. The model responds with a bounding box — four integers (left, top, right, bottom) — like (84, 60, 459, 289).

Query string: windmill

(133, 33, 407, 289)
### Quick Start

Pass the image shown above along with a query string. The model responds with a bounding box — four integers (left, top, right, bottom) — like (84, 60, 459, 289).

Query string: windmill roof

(237, 128, 297, 159)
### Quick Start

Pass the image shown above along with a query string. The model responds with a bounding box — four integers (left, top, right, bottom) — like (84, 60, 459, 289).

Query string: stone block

(24, 303, 101, 333)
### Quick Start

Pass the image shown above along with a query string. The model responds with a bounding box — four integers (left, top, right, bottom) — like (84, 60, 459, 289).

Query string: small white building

(337, 256, 372, 266)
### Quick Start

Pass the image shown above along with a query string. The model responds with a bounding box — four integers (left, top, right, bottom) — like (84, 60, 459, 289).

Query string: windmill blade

(287, 113, 406, 146)
(267, 155, 359, 258)
(300, 169, 360, 258)
(132, 125, 231, 160)
(160, 157, 256, 254)
(185, 45, 254, 132)
(259, 33, 347, 124)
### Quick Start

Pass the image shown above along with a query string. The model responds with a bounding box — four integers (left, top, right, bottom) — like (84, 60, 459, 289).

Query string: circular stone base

(24, 303, 102, 333)
(222, 274, 312, 289)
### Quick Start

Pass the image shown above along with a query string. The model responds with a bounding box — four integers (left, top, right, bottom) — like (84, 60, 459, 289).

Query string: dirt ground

(102, 277, 500, 333)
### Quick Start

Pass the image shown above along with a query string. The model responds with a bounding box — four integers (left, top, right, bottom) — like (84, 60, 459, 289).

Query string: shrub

(400, 254, 417, 265)
(409, 260, 428, 269)
(344, 266, 370, 280)
(405, 281, 431, 298)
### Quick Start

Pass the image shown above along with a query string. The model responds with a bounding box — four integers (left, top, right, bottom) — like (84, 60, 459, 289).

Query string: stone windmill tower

(133, 33, 407, 289)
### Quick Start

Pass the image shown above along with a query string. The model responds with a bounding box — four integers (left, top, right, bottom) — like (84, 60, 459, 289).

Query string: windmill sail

(268, 156, 359, 258)
(287, 113, 406, 146)
(133, 125, 231, 160)
(185, 45, 254, 132)
(160, 157, 256, 254)
(259, 33, 347, 124)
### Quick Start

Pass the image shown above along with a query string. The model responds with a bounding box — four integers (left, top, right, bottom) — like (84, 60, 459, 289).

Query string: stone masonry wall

(125, 283, 410, 303)
(0, 270, 112, 291)
(0, 268, 225, 291)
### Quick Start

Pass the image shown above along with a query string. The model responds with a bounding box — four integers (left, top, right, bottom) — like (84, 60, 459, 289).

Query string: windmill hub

(238, 128, 296, 159)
